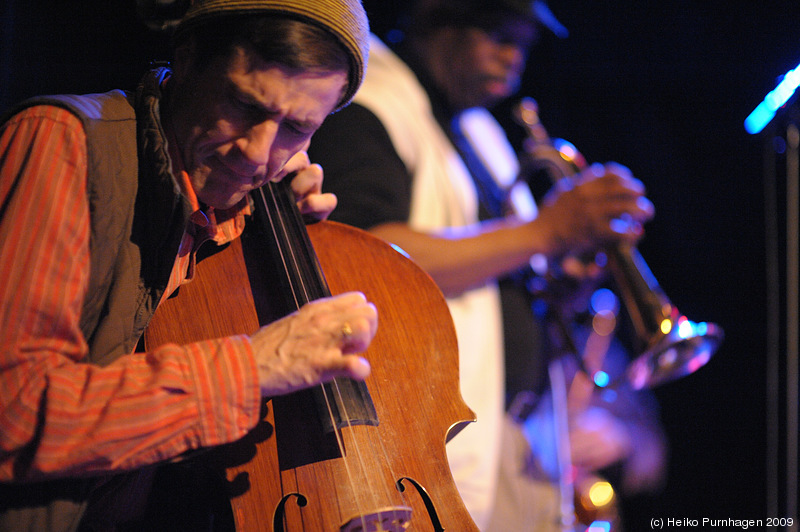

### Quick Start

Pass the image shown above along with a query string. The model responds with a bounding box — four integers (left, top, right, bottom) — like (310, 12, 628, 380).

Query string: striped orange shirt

(0, 105, 261, 481)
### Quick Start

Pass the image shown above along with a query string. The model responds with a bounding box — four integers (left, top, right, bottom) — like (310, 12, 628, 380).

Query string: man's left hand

(280, 149, 337, 221)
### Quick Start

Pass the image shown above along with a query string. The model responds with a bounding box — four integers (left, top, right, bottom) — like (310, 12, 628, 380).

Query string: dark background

(2, 1, 798, 528)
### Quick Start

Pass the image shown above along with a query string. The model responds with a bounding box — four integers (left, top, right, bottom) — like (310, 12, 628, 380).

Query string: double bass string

(256, 184, 362, 507)
(256, 183, 409, 527)
(258, 183, 400, 525)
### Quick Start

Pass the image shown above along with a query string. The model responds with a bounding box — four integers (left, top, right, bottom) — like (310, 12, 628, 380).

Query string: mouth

(482, 73, 521, 102)
(207, 155, 265, 188)
(489, 71, 517, 88)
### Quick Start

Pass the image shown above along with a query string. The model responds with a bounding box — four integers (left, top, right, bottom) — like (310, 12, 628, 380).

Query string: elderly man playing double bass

(0, 1, 385, 530)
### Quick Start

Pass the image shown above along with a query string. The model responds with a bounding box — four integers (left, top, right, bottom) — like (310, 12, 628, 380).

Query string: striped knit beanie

(175, 0, 370, 109)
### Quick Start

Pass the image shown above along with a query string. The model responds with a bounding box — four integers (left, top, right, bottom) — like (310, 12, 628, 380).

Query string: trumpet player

(309, 0, 667, 530)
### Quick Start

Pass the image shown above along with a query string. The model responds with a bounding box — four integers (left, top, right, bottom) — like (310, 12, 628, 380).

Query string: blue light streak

(745, 60, 800, 134)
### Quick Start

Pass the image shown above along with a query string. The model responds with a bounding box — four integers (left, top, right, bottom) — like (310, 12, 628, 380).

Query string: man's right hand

(249, 291, 376, 397)
(534, 162, 655, 259)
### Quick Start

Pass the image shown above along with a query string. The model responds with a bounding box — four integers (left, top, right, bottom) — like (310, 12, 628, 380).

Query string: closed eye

(233, 98, 269, 123)
(282, 120, 314, 138)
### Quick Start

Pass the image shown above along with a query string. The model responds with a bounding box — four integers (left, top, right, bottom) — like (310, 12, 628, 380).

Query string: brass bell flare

(626, 315, 724, 390)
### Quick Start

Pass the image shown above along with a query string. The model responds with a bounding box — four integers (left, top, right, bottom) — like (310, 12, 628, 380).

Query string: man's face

(436, 18, 537, 110)
(167, 45, 348, 210)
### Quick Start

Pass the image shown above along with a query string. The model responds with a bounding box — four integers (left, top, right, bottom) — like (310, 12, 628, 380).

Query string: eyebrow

(230, 85, 320, 132)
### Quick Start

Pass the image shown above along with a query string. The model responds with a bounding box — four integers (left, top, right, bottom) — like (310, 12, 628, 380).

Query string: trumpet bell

(605, 244, 724, 390)
(626, 317, 724, 390)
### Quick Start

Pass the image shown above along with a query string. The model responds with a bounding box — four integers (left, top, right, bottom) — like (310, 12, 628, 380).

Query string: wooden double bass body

(144, 182, 478, 531)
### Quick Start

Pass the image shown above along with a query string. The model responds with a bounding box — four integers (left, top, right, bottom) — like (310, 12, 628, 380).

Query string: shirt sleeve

(308, 103, 413, 230)
(0, 106, 261, 482)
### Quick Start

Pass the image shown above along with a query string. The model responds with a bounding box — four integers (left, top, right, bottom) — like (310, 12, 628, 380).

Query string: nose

(497, 43, 526, 73)
(235, 120, 277, 166)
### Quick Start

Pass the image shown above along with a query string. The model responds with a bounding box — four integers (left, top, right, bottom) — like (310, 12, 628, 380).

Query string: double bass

(144, 180, 478, 531)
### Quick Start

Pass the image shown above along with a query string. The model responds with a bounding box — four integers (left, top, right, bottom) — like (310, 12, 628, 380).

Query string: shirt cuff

(184, 334, 261, 447)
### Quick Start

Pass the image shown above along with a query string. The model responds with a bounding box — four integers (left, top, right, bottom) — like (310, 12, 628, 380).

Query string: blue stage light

(745, 60, 800, 134)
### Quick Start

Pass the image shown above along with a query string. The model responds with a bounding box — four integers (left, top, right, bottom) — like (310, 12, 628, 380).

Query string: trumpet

(513, 97, 723, 390)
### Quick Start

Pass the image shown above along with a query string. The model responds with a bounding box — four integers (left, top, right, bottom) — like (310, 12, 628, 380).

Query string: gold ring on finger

(341, 322, 353, 340)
